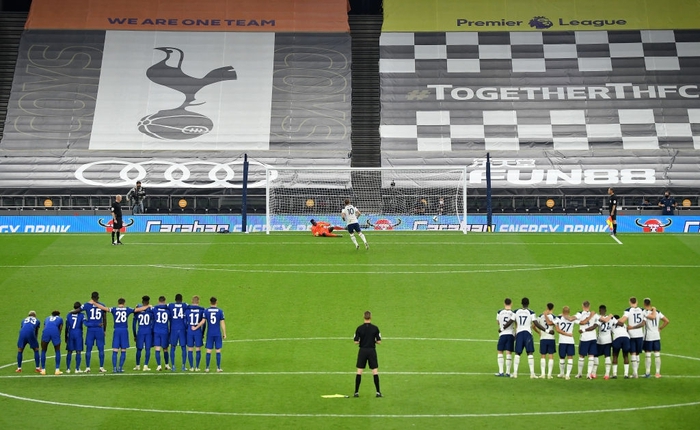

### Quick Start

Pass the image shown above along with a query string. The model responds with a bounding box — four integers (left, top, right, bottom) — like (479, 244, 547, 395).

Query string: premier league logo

(528, 16, 553, 29)
(138, 47, 238, 140)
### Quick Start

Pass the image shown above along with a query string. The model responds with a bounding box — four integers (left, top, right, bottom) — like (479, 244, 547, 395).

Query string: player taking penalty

(341, 199, 369, 250)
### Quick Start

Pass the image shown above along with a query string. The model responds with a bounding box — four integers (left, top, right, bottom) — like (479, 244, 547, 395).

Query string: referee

(353, 311, 382, 398)
(111, 194, 123, 245)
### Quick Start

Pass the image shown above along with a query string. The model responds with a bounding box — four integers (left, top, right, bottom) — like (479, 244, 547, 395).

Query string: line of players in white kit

(496, 296, 670, 380)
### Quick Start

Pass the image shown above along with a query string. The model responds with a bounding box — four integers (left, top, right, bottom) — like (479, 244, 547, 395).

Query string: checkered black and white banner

(380, 30, 700, 188)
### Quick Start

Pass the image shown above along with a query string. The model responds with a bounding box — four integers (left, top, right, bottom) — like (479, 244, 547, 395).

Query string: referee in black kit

(353, 311, 382, 398)
(111, 194, 123, 245)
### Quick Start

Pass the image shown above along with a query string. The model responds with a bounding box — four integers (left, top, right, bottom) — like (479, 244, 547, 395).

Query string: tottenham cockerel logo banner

(91, 31, 274, 151)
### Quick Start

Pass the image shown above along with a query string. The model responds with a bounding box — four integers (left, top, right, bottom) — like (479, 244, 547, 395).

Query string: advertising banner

(26, 0, 349, 32)
(379, 28, 700, 189)
(383, 0, 700, 32)
(0, 31, 351, 189)
(1, 215, 699, 234)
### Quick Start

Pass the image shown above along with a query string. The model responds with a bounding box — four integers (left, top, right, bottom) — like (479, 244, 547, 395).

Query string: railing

(0, 194, 697, 215)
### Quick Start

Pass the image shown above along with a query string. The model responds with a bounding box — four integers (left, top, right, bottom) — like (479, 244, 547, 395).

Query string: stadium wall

(1, 214, 699, 234)
(379, 0, 700, 192)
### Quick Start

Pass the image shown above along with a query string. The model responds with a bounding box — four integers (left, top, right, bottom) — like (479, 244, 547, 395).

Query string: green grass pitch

(1, 232, 699, 429)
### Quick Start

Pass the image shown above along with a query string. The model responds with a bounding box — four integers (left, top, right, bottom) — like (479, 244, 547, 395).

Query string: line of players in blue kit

(16, 291, 227, 375)
(496, 296, 670, 380)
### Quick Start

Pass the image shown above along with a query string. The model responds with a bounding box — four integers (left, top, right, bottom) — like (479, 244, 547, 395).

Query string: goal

(264, 167, 468, 233)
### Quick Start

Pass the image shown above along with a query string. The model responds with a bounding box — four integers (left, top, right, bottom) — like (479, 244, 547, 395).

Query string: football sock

(632, 355, 639, 375)
(566, 359, 573, 377)
(155, 350, 161, 365)
(119, 351, 126, 369)
(112, 351, 118, 370)
(196, 351, 201, 368)
(624, 363, 629, 376)
(613, 223, 617, 234)
(55, 350, 61, 370)
(358, 232, 367, 244)
(559, 358, 565, 376)
(66, 352, 72, 370)
(164, 350, 169, 365)
(577, 357, 584, 375)
(41, 350, 47, 369)
(592, 360, 598, 375)
(98, 349, 105, 367)
(205, 352, 211, 369)
(111, 232, 115, 242)
(505, 355, 512, 374)
(540, 358, 545, 375)
(645, 352, 652, 374)
(548, 358, 554, 376)
(17, 352, 22, 369)
(498, 354, 504, 374)
(527, 355, 534, 375)
(355, 374, 361, 393)
(76, 353, 82, 369)
(170, 349, 176, 367)
(605, 357, 612, 376)
(373, 374, 380, 392)
(33, 350, 40, 367)
(116, 231, 121, 242)
(135, 349, 141, 365)
(181, 347, 187, 366)
(144, 349, 151, 365)
(655, 352, 661, 374)
(586, 356, 594, 376)
(350, 235, 358, 247)
(513, 355, 520, 375)
(188, 351, 194, 368)
(216, 352, 221, 369)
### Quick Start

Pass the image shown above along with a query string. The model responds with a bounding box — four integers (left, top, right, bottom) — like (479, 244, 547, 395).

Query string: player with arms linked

(153, 296, 172, 371)
(169, 294, 189, 372)
(185, 295, 207, 371)
(193, 297, 226, 372)
(495, 298, 515, 377)
(133, 295, 154, 371)
(73, 292, 108, 373)
(65, 302, 85, 373)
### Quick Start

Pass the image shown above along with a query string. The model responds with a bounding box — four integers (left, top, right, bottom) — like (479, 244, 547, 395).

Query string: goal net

(265, 167, 468, 233)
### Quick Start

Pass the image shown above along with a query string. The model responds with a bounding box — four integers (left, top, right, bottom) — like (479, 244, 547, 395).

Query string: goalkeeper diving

(310, 219, 344, 237)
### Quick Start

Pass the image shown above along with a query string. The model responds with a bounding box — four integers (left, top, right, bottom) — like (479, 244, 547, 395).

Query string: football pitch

(1, 231, 699, 429)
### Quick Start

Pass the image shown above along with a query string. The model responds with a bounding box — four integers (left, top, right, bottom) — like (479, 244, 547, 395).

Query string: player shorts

(153, 332, 169, 348)
(112, 329, 130, 349)
(539, 339, 556, 355)
(643, 340, 661, 352)
(609, 214, 616, 221)
(136, 331, 153, 350)
(17, 333, 38, 350)
(578, 340, 597, 356)
(112, 219, 123, 230)
(41, 330, 61, 346)
(596, 343, 612, 357)
(497, 334, 515, 352)
(356, 347, 379, 369)
(187, 329, 203, 348)
(558, 343, 575, 358)
(170, 328, 186, 347)
(67, 332, 83, 352)
(206, 335, 223, 350)
(629, 337, 644, 354)
(347, 223, 361, 234)
(514, 332, 534, 355)
(612, 337, 630, 354)
(85, 327, 105, 349)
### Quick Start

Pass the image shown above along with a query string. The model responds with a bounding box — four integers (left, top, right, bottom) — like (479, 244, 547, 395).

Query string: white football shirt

(497, 309, 515, 337)
(342, 204, 359, 225)
(597, 316, 614, 345)
(611, 317, 629, 339)
(556, 316, 575, 345)
(513, 308, 536, 334)
(624, 306, 646, 338)
(576, 311, 599, 342)
(538, 313, 555, 341)
(643, 309, 665, 342)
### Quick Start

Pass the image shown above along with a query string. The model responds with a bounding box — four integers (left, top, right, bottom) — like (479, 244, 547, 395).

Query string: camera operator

(126, 181, 147, 215)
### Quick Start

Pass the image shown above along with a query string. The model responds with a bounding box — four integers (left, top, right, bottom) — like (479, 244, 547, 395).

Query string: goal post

(265, 167, 468, 233)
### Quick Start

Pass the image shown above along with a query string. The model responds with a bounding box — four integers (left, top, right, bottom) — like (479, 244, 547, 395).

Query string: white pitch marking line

(611, 234, 623, 245)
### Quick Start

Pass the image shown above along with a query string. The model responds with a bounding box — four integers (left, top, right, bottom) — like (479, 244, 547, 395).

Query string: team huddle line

(16, 292, 226, 375)
(497, 296, 669, 380)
